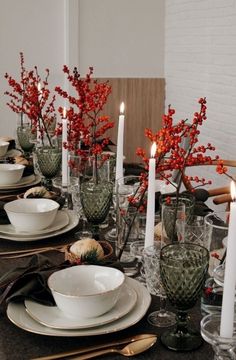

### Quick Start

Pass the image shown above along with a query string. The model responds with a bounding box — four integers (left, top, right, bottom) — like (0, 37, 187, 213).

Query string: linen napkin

(0, 254, 70, 306)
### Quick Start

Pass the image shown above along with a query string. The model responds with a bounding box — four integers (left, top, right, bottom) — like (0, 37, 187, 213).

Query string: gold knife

(31, 333, 156, 360)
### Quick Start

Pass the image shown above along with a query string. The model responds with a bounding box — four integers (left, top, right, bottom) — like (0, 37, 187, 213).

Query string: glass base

(201, 313, 236, 359)
(74, 230, 93, 240)
(161, 325, 203, 351)
(148, 310, 176, 328)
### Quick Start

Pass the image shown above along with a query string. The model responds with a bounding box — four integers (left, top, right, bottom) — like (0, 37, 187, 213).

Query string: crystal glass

(160, 243, 209, 351)
(201, 313, 236, 360)
(142, 244, 176, 327)
(34, 147, 61, 189)
(130, 237, 146, 283)
(176, 215, 211, 249)
(80, 180, 113, 236)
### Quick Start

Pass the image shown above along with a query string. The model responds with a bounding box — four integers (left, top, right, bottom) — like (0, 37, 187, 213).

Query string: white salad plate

(0, 210, 69, 236)
(0, 174, 41, 192)
(24, 282, 137, 330)
(0, 210, 79, 241)
(7, 277, 151, 336)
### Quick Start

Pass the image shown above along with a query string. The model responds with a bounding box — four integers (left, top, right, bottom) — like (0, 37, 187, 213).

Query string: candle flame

(231, 181, 236, 201)
(63, 107, 67, 119)
(120, 102, 125, 114)
(151, 142, 157, 158)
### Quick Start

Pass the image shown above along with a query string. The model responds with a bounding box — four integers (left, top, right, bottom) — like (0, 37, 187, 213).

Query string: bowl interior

(48, 265, 125, 296)
(5, 198, 59, 214)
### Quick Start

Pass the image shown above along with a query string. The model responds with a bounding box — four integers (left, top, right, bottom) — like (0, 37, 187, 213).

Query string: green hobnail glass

(160, 243, 209, 351)
(80, 180, 113, 228)
(35, 147, 62, 189)
(17, 125, 35, 155)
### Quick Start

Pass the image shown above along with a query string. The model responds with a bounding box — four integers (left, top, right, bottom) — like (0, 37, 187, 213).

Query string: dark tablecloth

(0, 226, 214, 360)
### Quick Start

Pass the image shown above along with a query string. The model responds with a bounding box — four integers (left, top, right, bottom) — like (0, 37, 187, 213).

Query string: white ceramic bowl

(0, 141, 9, 157)
(0, 163, 25, 185)
(48, 265, 125, 318)
(4, 198, 59, 231)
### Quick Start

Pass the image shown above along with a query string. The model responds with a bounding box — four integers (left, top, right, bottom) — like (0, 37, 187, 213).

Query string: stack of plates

(7, 277, 151, 336)
(0, 174, 41, 193)
(0, 210, 79, 241)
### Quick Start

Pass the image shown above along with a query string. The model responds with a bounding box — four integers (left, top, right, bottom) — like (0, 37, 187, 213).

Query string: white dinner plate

(25, 282, 137, 329)
(7, 277, 151, 336)
(0, 174, 41, 193)
(0, 210, 79, 241)
(0, 210, 69, 236)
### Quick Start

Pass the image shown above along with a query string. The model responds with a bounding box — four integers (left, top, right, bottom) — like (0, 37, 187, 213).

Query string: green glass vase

(35, 147, 61, 189)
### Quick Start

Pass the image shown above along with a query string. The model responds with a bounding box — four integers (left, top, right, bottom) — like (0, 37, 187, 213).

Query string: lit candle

(220, 181, 236, 338)
(115, 102, 125, 182)
(144, 142, 157, 248)
(62, 107, 68, 186)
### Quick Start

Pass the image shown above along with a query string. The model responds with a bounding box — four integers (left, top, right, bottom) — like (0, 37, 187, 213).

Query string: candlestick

(115, 102, 125, 182)
(62, 107, 68, 186)
(220, 181, 236, 338)
(144, 142, 157, 248)
(37, 83, 42, 145)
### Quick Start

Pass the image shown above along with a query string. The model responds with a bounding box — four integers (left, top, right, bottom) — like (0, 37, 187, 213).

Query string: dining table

(0, 219, 215, 360)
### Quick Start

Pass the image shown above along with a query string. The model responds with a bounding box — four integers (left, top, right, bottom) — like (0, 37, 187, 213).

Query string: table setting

(0, 56, 235, 360)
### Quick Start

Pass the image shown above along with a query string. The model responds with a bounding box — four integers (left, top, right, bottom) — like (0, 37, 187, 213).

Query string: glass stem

(159, 295, 167, 313)
(175, 310, 190, 334)
(213, 345, 236, 360)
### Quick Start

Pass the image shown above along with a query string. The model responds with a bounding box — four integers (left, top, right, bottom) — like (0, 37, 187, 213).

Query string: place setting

(6, 265, 151, 338)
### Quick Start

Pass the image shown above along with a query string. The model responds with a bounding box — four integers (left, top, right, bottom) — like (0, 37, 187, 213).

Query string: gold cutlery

(31, 334, 157, 360)
(71, 336, 157, 359)
(0, 243, 73, 258)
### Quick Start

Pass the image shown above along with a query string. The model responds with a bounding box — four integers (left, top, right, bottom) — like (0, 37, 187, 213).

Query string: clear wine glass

(142, 243, 176, 327)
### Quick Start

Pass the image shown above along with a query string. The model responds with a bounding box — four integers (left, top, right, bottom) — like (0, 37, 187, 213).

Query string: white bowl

(0, 141, 9, 157)
(48, 265, 125, 318)
(4, 198, 59, 231)
(0, 163, 25, 185)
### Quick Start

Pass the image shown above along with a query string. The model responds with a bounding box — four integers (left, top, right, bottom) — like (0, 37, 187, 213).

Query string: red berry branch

(4, 52, 56, 147)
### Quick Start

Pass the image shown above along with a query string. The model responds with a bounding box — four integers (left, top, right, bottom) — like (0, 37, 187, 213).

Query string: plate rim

(24, 282, 137, 329)
(0, 174, 41, 193)
(0, 210, 79, 241)
(6, 277, 151, 337)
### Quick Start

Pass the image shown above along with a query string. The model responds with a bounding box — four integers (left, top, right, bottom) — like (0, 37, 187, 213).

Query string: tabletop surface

(0, 222, 214, 360)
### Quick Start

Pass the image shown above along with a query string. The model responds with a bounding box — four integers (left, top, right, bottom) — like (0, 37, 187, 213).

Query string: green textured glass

(80, 181, 113, 226)
(160, 243, 209, 351)
(35, 147, 61, 189)
(17, 125, 35, 154)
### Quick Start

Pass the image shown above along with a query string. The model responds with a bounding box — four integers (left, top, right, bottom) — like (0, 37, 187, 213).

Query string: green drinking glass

(160, 243, 209, 351)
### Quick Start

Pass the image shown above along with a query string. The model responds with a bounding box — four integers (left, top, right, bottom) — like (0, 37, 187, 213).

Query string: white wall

(0, 0, 78, 137)
(165, 0, 236, 195)
(78, 0, 165, 77)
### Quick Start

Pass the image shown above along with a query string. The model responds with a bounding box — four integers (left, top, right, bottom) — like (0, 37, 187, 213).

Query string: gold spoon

(72, 336, 157, 360)
(31, 334, 157, 360)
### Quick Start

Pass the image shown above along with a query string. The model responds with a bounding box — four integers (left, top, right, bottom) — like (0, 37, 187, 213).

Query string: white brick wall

(165, 0, 236, 208)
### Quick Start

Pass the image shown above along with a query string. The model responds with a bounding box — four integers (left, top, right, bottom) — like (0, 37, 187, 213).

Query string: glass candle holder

(201, 313, 236, 360)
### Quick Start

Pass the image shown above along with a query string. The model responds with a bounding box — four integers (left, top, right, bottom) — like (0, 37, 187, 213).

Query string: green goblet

(160, 243, 209, 351)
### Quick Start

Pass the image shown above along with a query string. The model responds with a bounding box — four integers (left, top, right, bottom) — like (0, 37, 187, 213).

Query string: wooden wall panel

(98, 78, 165, 163)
